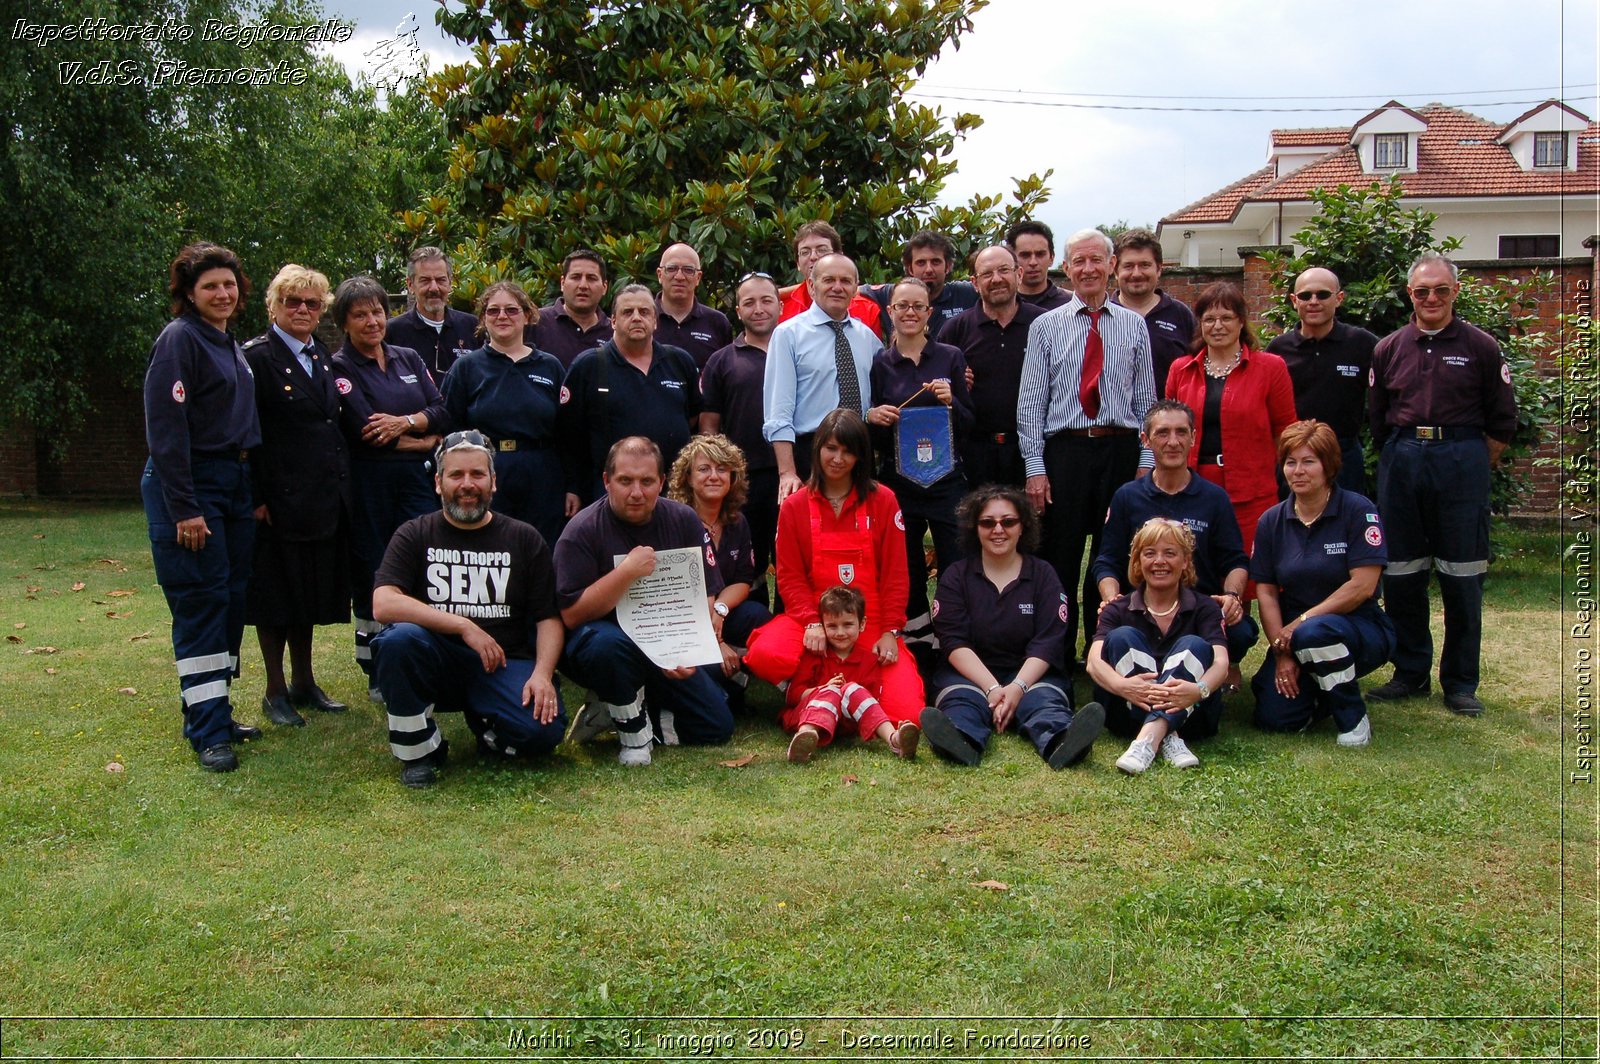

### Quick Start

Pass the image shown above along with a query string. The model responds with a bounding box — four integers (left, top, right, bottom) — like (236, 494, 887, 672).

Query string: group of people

(141, 220, 1516, 783)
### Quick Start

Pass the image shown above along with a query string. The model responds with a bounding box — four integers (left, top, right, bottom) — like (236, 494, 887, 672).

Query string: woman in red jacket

(1163, 282, 1296, 559)
(745, 408, 925, 740)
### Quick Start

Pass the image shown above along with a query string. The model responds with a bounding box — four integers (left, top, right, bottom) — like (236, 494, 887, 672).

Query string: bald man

(1266, 267, 1379, 494)
(654, 242, 732, 369)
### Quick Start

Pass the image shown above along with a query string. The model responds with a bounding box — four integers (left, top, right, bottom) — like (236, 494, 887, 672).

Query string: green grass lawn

(0, 503, 1587, 1060)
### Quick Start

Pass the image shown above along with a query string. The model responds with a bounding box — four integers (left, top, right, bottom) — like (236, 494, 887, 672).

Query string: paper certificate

(613, 546, 721, 670)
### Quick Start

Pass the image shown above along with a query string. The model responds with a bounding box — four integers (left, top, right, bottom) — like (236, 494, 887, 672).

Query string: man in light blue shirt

(763, 253, 879, 500)
(1016, 228, 1157, 660)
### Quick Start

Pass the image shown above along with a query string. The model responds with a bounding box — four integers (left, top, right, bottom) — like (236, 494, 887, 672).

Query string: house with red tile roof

(1156, 100, 1598, 267)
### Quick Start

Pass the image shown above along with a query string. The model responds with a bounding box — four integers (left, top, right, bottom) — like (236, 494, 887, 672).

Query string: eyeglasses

(1200, 314, 1239, 326)
(483, 305, 524, 317)
(889, 302, 931, 313)
(977, 516, 1022, 530)
(975, 266, 1016, 281)
(1410, 285, 1454, 299)
(282, 295, 324, 311)
(660, 264, 701, 276)
(1294, 289, 1334, 302)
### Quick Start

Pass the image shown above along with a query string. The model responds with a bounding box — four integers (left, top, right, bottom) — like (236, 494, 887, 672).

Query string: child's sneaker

(891, 721, 920, 760)
(787, 728, 819, 764)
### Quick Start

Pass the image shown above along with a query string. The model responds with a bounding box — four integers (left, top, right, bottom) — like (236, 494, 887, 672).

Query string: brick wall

(35, 378, 150, 498)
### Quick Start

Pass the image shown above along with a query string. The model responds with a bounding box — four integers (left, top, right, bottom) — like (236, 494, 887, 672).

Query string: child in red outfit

(782, 586, 921, 763)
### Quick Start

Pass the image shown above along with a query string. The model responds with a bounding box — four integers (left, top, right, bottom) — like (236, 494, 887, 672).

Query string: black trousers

(1042, 432, 1140, 658)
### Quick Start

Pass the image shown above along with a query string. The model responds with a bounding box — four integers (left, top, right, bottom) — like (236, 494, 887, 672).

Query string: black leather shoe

(290, 685, 348, 713)
(400, 739, 449, 789)
(1366, 677, 1429, 702)
(1443, 692, 1485, 717)
(199, 743, 238, 772)
(261, 694, 306, 728)
(229, 721, 263, 742)
(1047, 701, 1106, 770)
(919, 706, 982, 766)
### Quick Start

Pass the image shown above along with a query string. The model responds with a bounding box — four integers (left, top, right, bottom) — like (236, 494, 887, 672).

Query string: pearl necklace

(1204, 351, 1241, 378)
(1146, 596, 1180, 618)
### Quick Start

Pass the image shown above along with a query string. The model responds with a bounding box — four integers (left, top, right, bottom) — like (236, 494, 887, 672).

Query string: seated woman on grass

(1087, 517, 1230, 775)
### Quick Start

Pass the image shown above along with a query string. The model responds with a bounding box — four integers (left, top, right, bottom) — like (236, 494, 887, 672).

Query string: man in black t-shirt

(371, 431, 566, 788)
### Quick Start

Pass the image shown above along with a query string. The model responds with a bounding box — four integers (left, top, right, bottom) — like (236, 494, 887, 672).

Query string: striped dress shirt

(1016, 295, 1156, 478)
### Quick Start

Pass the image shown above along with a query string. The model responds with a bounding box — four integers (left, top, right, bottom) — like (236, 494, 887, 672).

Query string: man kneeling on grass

(371, 430, 566, 788)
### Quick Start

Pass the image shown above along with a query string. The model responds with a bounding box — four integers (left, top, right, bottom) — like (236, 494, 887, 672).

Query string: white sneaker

(618, 742, 653, 766)
(567, 699, 613, 744)
(367, 685, 385, 705)
(1159, 732, 1200, 769)
(1336, 714, 1372, 747)
(1116, 738, 1157, 775)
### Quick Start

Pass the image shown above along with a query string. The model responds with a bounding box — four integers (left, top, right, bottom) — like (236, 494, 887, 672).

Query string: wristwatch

(1196, 680, 1212, 700)
(713, 601, 730, 618)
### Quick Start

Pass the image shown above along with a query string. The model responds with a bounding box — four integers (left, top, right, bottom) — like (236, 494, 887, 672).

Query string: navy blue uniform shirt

(529, 300, 612, 369)
(385, 307, 479, 382)
(144, 312, 262, 520)
(934, 554, 1068, 678)
(939, 300, 1046, 437)
(655, 298, 733, 370)
(1369, 316, 1518, 444)
(331, 342, 448, 461)
(1250, 487, 1387, 622)
(557, 340, 702, 497)
(1115, 290, 1196, 389)
(869, 340, 976, 463)
(553, 495, 723, 621)
(1094, 586, 1226, 656)
(1091, 470, 1248, 595)
(439, 345, 565, 447)
(711, 512, 757, 588)
(1019, 285, 1072, 311)
(1267, 321, 1378, 440)
(700, 337, 776, 471)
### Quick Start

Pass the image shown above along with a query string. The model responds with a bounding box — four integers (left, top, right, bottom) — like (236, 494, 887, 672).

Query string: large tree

(0, 0, 443, 441)
(409, 0, 1050, 301)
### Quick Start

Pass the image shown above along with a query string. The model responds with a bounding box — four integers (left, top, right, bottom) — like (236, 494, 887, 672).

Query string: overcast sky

(320, 0, 1600, 243)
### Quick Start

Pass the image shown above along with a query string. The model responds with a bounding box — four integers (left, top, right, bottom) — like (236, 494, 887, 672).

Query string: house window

(1498, 235, 1560, 258)
(1534, 132, 1567, 168)
(1373, 133, 1408, 169)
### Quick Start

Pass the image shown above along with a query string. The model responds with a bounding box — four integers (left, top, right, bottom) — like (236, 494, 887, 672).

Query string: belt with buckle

(1404, 426, 1481, 441)
(1198, 455, 1224, 468)
(1062, 426, 1134, 438)
(196, 448, 250, 462)
(491, 437, 551, 452)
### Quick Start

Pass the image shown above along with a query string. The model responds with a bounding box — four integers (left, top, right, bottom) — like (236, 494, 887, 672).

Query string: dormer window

(1534, 131, 1567, 168)
(1374, 133, 1408, 169)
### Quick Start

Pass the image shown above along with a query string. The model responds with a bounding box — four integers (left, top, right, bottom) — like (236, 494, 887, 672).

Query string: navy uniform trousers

(142, 456, 254, 752)
(1095, 628, 1222, 740)
(1377, 435, 1489, 696)
(1252, 612, 1395, 733)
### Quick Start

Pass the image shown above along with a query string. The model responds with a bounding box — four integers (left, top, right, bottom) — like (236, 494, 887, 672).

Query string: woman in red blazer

(1163, 282, 1296, 559)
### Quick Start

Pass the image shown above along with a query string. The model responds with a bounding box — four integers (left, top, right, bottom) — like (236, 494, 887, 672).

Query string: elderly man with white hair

(1016, 227, 1156, 662)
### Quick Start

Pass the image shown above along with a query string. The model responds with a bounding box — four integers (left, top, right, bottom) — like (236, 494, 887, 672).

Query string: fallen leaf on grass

(32, 533, 43, 539)
(25, 585, 40, 593)
(976, 880, 1010, 892)
(105, 762, 125, 774)
(25, 646, 59, 655)
(44, 668, 58, 675)
(5, 635, 19, 643)
(117, 687, 137, 695)
(106, 611, 132, 620)
(842, 774, 858, 786)
(129, 632, 152, 642)
(719, 753, 758, 768)
(12, 623, 24, 629)
(108, 589, 136, 598)
(94, 558, 123, 568)
(70, 582, 85, 592)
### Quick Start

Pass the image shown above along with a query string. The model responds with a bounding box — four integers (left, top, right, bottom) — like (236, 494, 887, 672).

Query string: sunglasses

(483, 305, 524, 317)
(737, 271, 774, 285)
(977, 516, 1022, 530)
(440, 429, 490, 450)
(1294, 289, 1334, 302)
(283, 295, 324, 311)
(1410, 285, 1454, 299)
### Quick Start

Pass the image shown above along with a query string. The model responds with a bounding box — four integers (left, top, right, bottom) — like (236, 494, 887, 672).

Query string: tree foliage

(1260, 178, 1560, 512)
(0, 0, 442, 441)
(410, 0, 1051, 305)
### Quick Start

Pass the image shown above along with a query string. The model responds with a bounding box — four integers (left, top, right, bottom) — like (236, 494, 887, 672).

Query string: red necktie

(1078, 308, 1104, 420)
